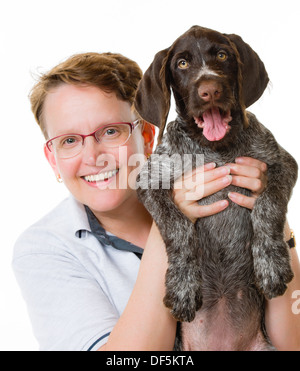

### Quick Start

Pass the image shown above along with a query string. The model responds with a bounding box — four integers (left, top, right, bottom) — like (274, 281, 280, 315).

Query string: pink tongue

(203, 108, 227, 141)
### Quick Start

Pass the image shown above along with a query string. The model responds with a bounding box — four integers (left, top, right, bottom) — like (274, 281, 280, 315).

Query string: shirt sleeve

(12, 232, 119, 351)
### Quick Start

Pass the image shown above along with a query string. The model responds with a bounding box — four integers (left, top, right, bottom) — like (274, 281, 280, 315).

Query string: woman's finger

(185, 199, 229, 223)
(228, 192, 256, 210)
(185, 175, 232, 201)
(231, 175, 265, 194)
(182, 165, 231, 190)
(174, 162, 214, 189)
(196, 200, 229, 218)
(235, 157, 268, 173)
(228, 163, 264, 179)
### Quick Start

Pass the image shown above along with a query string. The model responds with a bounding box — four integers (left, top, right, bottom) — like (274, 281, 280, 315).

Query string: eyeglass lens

(51, 124, 132, 158)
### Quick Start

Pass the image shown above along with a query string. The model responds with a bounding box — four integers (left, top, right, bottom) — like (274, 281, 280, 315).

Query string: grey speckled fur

(135, 26, 298, 350)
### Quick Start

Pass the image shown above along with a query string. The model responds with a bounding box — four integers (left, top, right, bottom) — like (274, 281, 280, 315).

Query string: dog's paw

(253, 238, 294, 299)
(163, 273, 202, 323)
(164, 290, 200, 323)
(163, 260, 202, 322)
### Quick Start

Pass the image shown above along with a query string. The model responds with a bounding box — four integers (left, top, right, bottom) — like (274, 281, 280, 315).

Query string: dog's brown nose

(198, 81, 222, 102)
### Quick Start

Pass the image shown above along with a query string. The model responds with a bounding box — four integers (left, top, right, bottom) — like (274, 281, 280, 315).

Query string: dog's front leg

(251, 150, 298, 299)
(138, 186, 202, 322)
(137, 157, 202, 322)
(162, 203, 202, 322)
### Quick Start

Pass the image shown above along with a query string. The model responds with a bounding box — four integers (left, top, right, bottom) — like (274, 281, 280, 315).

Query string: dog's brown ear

(134, 48, 171, 132)
(225, 34, 269, 108)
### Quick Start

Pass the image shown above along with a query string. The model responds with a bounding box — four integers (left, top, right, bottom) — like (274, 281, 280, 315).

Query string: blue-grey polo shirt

(12, 195, 143, 351)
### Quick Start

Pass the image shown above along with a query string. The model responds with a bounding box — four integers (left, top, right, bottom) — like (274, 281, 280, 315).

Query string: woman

(13, 52, 300, 351)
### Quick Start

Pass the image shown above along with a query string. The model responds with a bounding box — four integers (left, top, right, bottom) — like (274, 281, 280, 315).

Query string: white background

(1, 0, 299, 351)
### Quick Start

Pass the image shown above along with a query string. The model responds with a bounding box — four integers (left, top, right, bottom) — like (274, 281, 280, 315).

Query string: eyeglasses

(46, 120, 140, 159)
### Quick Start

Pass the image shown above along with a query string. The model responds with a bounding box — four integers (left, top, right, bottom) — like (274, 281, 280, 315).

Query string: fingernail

(223, 175, 232, 183)
(217, 166, 230, 176)
(220, 200, 229, 208)
(227, 163, 236, 172)
(228, 192, 238, 201)
(205, 162, 216, 170)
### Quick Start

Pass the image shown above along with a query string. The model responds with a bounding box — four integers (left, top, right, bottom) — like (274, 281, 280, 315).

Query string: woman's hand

(173, 157, 268, 223)
(227, 157, 268, 209)
(173, 162, 231, 223)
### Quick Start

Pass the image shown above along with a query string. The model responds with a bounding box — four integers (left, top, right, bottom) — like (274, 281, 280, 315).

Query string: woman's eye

(62, 137, 77, 145)
(105, 128, 118, 136)
(217, 51, 228, 61)
(66, 138, 75, 144)
(178, 59, 189, 69)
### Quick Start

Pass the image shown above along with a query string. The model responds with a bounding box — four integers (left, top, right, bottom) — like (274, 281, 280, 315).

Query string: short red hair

(30, 52, 143, 139)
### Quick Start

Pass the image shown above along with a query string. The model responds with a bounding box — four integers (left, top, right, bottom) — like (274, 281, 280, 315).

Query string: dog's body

(135, 26, 298, 351)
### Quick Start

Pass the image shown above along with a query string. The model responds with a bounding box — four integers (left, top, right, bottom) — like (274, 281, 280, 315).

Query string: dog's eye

(217, 51, 228, 61)
(178, 59, 189, 69)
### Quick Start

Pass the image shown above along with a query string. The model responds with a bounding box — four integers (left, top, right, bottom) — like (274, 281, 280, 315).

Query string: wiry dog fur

(134, 26, 298, 351)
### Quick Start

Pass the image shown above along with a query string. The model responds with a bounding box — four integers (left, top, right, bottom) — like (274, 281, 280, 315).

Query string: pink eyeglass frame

(45, 119, 141, 152)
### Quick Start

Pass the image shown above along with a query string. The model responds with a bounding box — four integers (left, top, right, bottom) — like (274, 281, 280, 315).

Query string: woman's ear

(44, 144, 59, 176)
(141, 122, 156, 155)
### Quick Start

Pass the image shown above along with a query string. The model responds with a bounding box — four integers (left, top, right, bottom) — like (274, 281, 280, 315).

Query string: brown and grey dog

(134, 26, 298, 350)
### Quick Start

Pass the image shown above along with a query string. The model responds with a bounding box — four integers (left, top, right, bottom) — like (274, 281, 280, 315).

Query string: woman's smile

(81, 168, 120, 188)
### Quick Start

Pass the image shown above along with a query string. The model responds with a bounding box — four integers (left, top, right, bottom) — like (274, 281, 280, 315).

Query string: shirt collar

(67, 195, 91, 238)
(69, 195, 143, 258)
(84, 204, 143, 259)
(84, 205, 112, 244)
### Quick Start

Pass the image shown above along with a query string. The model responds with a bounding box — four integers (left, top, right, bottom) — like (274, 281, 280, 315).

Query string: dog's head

(135, 26, 269, 147)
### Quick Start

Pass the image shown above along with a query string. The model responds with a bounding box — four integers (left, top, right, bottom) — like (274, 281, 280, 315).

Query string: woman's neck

(91, 197, 153, 249)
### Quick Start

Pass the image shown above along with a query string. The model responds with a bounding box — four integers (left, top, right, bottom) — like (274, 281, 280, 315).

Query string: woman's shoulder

(13, 196, 89, 259)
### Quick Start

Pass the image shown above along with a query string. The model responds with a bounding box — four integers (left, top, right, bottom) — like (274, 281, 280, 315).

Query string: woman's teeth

(84, 169, 119, 182)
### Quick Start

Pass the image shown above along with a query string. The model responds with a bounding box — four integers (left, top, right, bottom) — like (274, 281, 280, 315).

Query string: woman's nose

(81, 137, 101, 165)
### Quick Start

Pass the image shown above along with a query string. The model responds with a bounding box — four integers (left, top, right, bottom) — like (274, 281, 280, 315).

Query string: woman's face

(43, 84, 152, 214)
